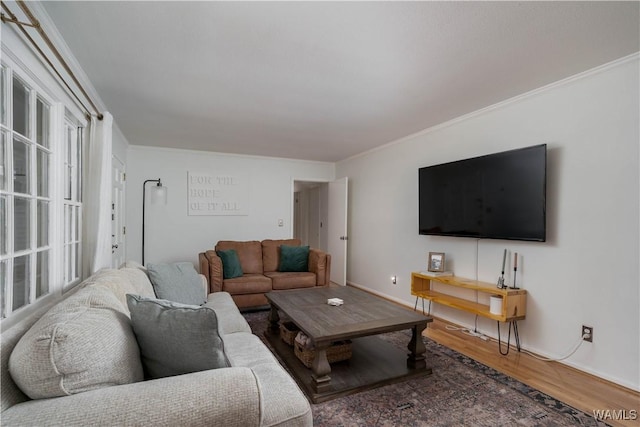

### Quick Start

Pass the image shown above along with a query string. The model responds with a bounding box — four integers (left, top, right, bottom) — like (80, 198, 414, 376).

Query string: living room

(1, 1, 638, 426)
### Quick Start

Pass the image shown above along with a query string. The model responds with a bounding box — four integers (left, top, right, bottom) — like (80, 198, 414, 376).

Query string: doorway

(292, 178, 348, 286)
(293, 181, 323, 250)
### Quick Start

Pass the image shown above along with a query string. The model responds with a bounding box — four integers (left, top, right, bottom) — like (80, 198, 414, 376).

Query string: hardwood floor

(346, 283, 638, 425)
(424, 317, 640, 427)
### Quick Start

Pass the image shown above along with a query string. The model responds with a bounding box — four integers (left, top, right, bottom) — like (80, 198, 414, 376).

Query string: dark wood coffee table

(265, 286, 433, 403)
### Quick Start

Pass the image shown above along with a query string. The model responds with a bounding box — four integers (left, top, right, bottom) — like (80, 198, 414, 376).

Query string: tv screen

(419, 144, 546, 241)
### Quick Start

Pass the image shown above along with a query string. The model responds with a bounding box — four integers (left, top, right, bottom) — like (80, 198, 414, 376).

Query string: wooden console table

(411, 271, 527, 353)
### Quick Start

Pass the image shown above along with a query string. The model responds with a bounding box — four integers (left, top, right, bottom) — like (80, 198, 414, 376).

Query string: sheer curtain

(83, 112, 113, 275)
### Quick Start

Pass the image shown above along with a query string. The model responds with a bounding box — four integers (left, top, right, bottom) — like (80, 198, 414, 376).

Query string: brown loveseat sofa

(199, 239, 331, 309)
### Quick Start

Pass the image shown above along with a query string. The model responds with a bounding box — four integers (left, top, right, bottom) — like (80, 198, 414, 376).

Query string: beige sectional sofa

(0, 265, 312, 426)
(199, 239, 331, 309)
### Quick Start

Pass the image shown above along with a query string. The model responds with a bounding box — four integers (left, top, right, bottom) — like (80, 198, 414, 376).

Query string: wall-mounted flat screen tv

(419, 144, 546, 241)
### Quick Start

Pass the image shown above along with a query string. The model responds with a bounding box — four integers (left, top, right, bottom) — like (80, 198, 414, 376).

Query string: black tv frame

(418, 144, 547, 242)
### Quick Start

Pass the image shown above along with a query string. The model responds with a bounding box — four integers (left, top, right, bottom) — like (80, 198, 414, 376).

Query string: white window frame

(62, 117, 83, 289)
(0, 56, 85, 322)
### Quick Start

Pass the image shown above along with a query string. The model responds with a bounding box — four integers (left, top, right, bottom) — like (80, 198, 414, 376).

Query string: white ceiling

(40, 1, 639, 162)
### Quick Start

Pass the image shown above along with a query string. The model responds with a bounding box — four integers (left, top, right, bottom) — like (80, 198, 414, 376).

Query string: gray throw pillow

(147, 262, 206, 305)
(126, 294, 229, 379)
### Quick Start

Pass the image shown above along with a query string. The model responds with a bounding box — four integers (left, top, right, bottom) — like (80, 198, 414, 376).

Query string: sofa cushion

(262, 239, 301, 272)
(8, 286, 143, 399)
(278, 245, 310, 272)
(119, 267, 157, 299)
(216, 249, 243, 279)
(78, 269, 155, 313)
(204, 292, 252, 335)
(215, 241, 263, 274)
(127, 295, 229, 379)
(251, 363, 313, 426)
(147, 262, 206, 306)
(223, 332, 279, 368)
(222, 273, 272, 295)
(265, 271, 317, 290)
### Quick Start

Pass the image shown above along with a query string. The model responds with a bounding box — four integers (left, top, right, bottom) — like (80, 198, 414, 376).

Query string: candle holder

(497, 248, 507, 289)
(509, 252, 520, 289)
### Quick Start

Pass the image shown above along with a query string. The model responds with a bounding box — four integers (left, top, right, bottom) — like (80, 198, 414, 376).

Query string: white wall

(112, 125, 129, 164)
(125, 146, 334, 265)
(336, 56, 639, 390)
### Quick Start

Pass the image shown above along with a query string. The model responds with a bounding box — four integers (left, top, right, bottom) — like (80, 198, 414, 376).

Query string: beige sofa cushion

(205, 292, 252, 335)
(8, 286, 143, 399)
(80, 268, 155, 315)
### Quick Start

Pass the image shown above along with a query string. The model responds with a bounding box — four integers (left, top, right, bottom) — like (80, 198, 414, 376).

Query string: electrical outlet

(582, 325, 593, 342)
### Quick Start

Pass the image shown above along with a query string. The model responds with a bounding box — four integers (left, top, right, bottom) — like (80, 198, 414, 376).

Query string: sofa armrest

(199, 250, 224, 293)
(199, 273, 208, 297)
(2, 368, 260, 427)
(198, 252, 209, 286)
(309, 248, 331, 286)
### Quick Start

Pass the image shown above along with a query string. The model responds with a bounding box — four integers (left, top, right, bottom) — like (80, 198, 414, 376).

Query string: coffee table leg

(267, 305, 280, 334)
(311, 342, 332, 393)
(407, 322, 427, 369)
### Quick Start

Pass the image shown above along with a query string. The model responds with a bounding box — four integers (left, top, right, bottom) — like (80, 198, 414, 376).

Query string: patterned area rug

(243, 310, 606, 427)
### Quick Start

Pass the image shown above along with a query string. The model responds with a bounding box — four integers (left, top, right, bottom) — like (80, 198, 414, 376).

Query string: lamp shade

(149, 184, 167, 205)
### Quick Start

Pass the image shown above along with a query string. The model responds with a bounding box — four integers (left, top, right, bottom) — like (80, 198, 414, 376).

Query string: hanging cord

(445, 324, 481, 335)
(474, 238, 480, 281)
(520, 334, 589, 362)
(473, 239, 480, 333)
(498, 321, 588, 361)
(448, 240, 484, 336)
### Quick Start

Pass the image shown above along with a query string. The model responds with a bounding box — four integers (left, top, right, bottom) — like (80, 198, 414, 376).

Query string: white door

(327, 177, 348, 286)
(111, 156, 126, 268)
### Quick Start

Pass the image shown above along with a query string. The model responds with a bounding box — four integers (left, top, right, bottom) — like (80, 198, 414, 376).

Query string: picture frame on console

(428, 252, 445, 272)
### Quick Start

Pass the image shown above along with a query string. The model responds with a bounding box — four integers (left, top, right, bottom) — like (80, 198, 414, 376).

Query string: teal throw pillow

(126, 294, 229, 379)
(147, 262, 206, 306)
(216, 249, 243, 279)
(278, 245, 310, 272)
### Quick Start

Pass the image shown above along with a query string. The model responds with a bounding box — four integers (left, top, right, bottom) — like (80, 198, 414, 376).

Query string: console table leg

(407, 323, 427, 369)
(267, 306, 280, 334)
(311, 343, 332, 393)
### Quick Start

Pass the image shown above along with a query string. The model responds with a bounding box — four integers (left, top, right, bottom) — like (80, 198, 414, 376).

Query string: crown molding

(340, 52, 640, 164)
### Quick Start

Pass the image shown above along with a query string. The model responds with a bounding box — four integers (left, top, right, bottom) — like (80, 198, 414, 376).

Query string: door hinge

(122, 173, 126, 181)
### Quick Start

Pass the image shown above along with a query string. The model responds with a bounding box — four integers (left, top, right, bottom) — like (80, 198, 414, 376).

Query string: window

(63, 120, 82, 286)
(0, 62, 84, 319)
